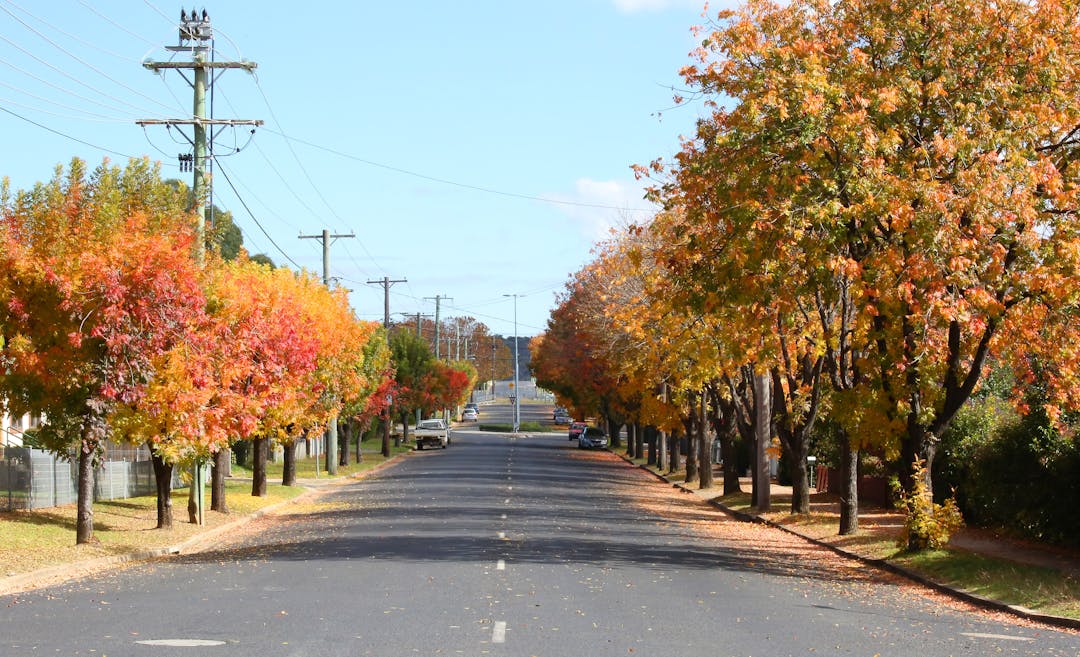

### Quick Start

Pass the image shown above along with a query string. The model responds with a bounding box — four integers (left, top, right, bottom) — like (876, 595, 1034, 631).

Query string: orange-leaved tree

(649, 0, 1080, 533)
(0, 158, 204, 543)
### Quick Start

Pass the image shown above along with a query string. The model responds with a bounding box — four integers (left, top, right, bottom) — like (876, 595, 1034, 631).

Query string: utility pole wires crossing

(368, 276, 407, 328)
(137, 9, 261, 264)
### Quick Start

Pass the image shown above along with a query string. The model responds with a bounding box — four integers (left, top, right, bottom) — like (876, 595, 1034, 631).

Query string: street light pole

(503, 294, 521, 433)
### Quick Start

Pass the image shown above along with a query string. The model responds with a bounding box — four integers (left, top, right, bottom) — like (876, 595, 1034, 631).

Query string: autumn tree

(646, 0, 1080, 533)
(388, 327, 436, 453)
(0, 158, 204, 543)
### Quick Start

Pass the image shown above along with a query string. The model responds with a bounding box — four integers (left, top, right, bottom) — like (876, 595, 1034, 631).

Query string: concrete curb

(0, 453, 406, 597)
(618, 452, 1080, 631)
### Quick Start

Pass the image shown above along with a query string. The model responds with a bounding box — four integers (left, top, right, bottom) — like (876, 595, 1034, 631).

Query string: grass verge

(0, 480, 302, 578)
(0, 446, 406, 580)
(895, 550, 1080, 619)
(478, 422, 550, 432)
(624, 452, 1080, 620)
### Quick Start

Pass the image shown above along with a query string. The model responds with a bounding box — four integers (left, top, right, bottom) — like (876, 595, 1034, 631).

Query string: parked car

(461, 408, 478, 422)
(568, 421, 587, 441)
(464, 402, 479, 415)
(553, 406, 568, 420)
(577, 426, 608, 449)
(414, 418, 450, 449)
(553, 412, 572, 425)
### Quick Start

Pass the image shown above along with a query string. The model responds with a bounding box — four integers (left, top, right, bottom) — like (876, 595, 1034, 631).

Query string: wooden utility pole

(298, 229, 354, 475)
(139, 9, 261, 526)
(368, 276, 407, 328)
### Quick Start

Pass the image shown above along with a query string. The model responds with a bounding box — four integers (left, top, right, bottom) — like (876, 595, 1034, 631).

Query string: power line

(213, 158, 304, 270)
(0, 55, 161, 118)
(0, 104, 151, 160)
(78, 0, 160, 46)
(0, 91, 133, 122)
(262, 126, 656, 214)
(0, 2, 180, 113)
(0, 33, 167, 116)
(0, 0, 136, 62)
(253, 78, 391, 275)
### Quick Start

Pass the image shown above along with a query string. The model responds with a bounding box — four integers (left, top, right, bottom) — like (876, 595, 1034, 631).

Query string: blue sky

(0, 0, 721, 338)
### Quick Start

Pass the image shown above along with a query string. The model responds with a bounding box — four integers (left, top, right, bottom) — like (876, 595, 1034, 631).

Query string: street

(2, 410, 1077, 656)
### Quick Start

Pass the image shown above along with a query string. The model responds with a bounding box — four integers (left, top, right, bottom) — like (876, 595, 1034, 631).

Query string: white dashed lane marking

(135, 639, 226, 647)
(492, 621, 507, 643)
(960, 633, 1034, 642)
(496, 559, 506, 571)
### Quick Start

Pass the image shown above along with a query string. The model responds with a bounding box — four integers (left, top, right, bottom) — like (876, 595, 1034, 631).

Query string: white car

(462, 408, 478, 421)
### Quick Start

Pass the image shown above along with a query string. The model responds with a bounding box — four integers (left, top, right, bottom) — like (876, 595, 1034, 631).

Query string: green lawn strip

(0, 480, 303, 578)
(477, 422, 551, 433)
(894, 549, 1080, 619)
(232, 443, 412, 481)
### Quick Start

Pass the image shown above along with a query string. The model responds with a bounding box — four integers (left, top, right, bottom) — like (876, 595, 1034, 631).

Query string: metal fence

(0, 442, 177, 512)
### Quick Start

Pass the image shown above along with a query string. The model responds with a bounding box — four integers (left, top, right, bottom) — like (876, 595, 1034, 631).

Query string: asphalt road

(2, 412, 1077, 656)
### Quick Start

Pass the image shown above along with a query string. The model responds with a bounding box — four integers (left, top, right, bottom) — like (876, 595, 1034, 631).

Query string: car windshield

(418, 420, 444, 430)
(583, 427, 604, 437)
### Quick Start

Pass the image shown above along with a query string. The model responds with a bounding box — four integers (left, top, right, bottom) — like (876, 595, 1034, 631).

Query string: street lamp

(503, 294, 522, 433)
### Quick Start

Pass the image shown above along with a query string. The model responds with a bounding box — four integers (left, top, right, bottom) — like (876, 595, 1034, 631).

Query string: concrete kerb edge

(616, 451, 1080, 631)
(0, 453, 407, 597)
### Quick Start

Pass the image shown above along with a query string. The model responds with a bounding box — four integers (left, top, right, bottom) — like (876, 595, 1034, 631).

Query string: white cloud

(612, 0, 704, 13)
(549, 178, 658, 243)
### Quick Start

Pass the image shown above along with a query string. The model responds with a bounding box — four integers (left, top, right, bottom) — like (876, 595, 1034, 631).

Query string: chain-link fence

(0, 442, 175, 512)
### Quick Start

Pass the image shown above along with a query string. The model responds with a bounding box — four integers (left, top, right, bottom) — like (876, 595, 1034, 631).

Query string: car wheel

(417, 443, 423, 451)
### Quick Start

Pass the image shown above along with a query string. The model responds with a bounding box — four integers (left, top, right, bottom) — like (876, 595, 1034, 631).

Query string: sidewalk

(625, 455, 1080, 631)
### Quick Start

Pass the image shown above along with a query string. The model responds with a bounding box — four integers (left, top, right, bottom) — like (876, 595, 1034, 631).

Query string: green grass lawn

(0, 446, 408, 580)
(896, 549, 1080, 618)
(478, 421, 551, 432)
(231, 442, 413, 481)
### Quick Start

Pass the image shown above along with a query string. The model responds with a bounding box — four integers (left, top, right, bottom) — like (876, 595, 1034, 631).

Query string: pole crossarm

(144, 61, 258, 72)
(136, 119, 264, 127)
(367, 277, 408, 328)
(299, 230, 355, 287)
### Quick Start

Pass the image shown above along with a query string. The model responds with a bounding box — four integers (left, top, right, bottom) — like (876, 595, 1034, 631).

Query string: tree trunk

(626, 424, 637, 459)
(668, 431, 681, 474)
(325, 421, 338, 475)
(211, 449, 229, 514)
(721, 433, 741, 495)
(789, 450, 810, 515)
(685, 404, 698, 484)
(339, 419, 351, 466)
(151, 450, 174, 529)
(76, 443, 96, 544)
(187, 468, 198, 524)
(839, 433, 859, 535)
(282, 440, 298, 487)
(698, 394, 713, 490)
(607, 418, 622, 449)
(634, 423, 644, 461)
(381, 413, 392, 457)
(752, 371, 771, 512)
(646, 426, 658, 466)
(252, 436, 268, 497)
(232, 440, 250, 468)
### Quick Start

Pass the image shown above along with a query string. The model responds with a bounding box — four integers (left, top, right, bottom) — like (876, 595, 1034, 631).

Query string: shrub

(896, 457, 964, 552)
